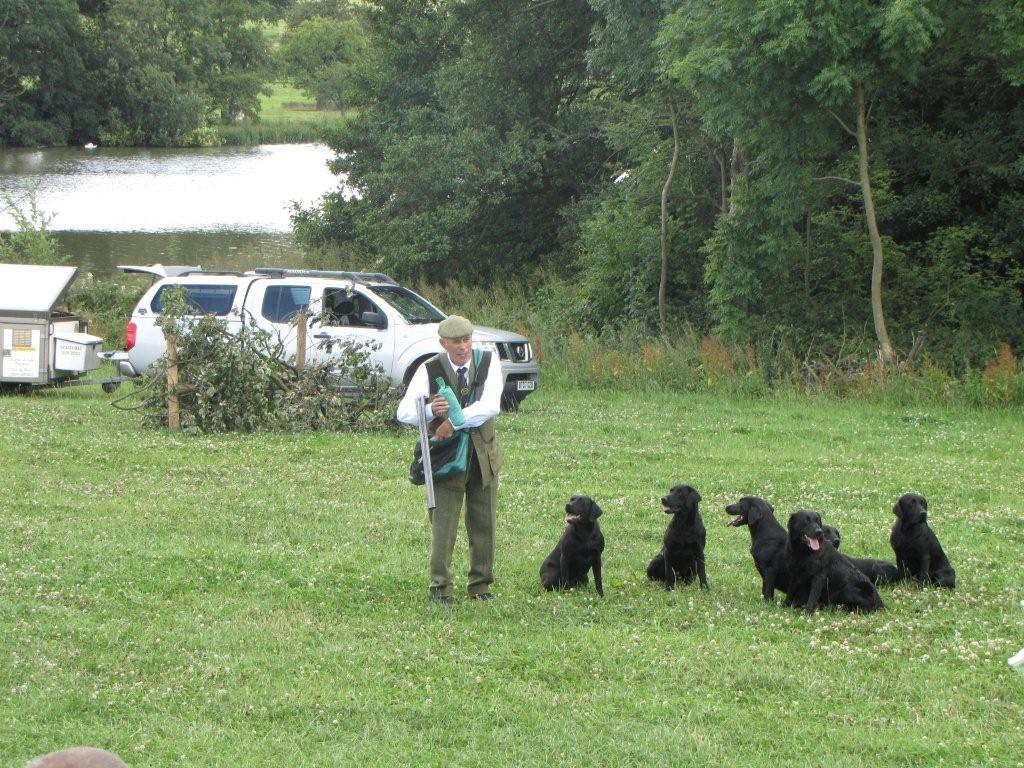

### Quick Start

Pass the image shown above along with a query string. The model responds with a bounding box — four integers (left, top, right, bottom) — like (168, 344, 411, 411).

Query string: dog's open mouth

(662, 504, 677, 514)
(727, 515, 745, 527)
(565, 513, 582, 525)
(804, 534, 821, 551)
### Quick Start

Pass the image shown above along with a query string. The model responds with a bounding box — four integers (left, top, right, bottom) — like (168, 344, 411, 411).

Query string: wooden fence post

(294, 309, 308, 370)
(166, 336, 180, 431)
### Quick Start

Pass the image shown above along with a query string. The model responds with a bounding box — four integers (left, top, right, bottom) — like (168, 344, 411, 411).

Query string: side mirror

(361, 311, 386, 329)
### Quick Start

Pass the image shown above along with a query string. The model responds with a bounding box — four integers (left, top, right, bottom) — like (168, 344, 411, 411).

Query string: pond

(0, 143, 346, 277)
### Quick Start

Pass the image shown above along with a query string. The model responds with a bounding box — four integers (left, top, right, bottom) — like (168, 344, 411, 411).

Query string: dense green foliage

(277, 2, 369, 111)
(293, 0, 604, 284)
(3, 0, 1022, 372)
(0, 0, 283, 146)
(296, 0, 1024, 371)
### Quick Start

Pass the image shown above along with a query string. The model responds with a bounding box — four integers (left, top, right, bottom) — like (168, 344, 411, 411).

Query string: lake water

(0, 143, 345, 276)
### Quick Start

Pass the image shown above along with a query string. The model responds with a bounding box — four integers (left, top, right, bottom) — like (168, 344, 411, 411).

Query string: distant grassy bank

(217, 82, 349, 145)
(1, 380, 1022, 766)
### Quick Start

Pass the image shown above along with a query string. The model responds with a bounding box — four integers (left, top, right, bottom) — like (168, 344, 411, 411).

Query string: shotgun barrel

(415, 396, 436, 510)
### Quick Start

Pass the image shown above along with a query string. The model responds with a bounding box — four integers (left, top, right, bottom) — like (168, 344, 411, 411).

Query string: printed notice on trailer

(2, 328, 40, 379)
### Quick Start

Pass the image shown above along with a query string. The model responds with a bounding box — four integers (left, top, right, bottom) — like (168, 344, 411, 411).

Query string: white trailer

(0, 263, 105, 389)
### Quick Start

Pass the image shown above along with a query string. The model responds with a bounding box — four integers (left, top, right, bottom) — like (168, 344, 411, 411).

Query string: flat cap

(438, 314, 474, 338)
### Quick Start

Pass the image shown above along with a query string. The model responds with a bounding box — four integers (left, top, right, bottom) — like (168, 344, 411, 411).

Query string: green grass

(2, 378, 1023, 766)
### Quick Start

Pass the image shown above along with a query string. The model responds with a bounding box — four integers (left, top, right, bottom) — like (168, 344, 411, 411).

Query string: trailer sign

(2, 328, 40, 379)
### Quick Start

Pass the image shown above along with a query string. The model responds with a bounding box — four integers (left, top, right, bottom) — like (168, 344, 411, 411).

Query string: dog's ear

(588, 499, 603, 520)
(746, 500, 762, 526)
(691, 487, 702, 504)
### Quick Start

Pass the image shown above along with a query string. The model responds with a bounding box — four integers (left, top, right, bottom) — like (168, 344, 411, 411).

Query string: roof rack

(252, 268, 398, 285)
(179, 269, 246, 277)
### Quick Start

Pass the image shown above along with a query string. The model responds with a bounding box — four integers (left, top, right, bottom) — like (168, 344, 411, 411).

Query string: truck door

(250, 282, 313, 363)
(307, 286, 395, 380)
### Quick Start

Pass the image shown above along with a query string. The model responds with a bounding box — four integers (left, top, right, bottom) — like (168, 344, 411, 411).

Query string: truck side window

(151, 285, 237, 316)
(323, 288, 380, 327)
(262, 285, 312, 323)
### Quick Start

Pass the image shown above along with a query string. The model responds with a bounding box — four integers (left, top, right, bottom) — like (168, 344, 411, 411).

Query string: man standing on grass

(397, 315, 504, 606)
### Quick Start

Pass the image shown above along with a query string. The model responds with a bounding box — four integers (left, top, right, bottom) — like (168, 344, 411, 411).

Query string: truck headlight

(474, 341, 499, 358)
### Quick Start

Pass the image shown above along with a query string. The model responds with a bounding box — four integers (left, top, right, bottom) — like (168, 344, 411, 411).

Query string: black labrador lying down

(821, 525, 903, 586)
(725, 495, 789, 601)
(647, 484, 708, 590)
(785, 509, 884, 613)
(540, 495, 605, 596)
(890, 492, 956, 587)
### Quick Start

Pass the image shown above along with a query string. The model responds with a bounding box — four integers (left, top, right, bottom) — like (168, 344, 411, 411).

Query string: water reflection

(0, 143, 343, 233)
(55, 231, 306, 278)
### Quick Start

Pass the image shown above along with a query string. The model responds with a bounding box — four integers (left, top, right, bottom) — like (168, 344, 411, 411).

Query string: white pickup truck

(112, 266, 539, 408)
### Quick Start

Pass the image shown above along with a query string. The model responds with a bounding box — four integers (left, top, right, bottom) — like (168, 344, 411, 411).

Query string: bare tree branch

(813, 175, 860, 187)
(828, 109, 857, 138)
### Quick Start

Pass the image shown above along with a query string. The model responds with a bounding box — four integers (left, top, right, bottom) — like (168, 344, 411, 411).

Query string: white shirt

(397, 351, 503, 429)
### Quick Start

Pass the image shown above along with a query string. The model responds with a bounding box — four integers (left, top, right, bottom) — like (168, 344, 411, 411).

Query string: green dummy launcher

(435, 377, 466, 426)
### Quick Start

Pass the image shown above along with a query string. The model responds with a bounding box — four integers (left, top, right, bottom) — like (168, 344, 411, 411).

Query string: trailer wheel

(101, 381, 121, 393)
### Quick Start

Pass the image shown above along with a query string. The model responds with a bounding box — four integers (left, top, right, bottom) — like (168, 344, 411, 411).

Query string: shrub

(0, 188, 63, 265)
(135, 289, 399, 433)
(66, 276, 141, 348)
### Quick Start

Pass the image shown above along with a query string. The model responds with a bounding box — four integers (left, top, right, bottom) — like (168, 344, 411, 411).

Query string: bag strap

(468, 349, 490, 404)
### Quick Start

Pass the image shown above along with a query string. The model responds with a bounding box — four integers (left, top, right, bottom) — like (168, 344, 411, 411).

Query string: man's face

(440, 334, 473, 366)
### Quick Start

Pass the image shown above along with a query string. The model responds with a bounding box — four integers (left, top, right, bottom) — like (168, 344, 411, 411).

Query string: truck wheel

(501, 393, 524, 411)
(404, 356, 434, 386)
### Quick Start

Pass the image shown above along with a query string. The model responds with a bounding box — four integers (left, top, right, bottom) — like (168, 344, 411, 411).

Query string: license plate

(516, 380, 536, 391)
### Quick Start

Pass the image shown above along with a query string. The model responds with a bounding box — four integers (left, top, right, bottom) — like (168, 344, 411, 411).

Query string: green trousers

(428, 453, 497, 597)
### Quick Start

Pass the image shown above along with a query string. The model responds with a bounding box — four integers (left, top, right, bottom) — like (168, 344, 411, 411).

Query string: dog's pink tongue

(806, 535, 821, 551)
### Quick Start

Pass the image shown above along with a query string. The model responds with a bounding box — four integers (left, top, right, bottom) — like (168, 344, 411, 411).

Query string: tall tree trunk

(659, 100, 680, 333)
(714, 149, 728, 215)
(729, 140, 744, 206)
(855, 86, 895, 365)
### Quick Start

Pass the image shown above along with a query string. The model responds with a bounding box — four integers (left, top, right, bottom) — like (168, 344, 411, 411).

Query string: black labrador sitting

(647, 484, 708, 590)
(725, 495, 789, 601)
(785, 509, 884, 613)
(540, 495, 605, 597)
(821, 525, 903, 586)
(890, 492, 956, 587)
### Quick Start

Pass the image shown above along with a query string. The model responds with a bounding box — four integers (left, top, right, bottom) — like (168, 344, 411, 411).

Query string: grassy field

(2, 378, 1022, 766)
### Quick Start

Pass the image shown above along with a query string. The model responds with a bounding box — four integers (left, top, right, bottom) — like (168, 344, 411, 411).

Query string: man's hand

(430, 394, 449, 419)
(435, 418, 455, 440)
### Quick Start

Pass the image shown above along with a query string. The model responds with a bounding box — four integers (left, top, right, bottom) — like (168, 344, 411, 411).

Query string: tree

(94, 0, 275, 143)
(295, 0, 604, 284)
(662, 0, 942, 363)
(581, 0, 714, 333)
(278, 16, 369, 110)
(0, 0, 88, 146)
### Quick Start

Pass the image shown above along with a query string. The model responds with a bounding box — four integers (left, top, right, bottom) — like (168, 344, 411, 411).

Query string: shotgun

(415, 395, 436, 511)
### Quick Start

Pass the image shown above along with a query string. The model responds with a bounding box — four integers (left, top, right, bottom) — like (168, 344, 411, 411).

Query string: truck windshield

(151, 284, 237, 316)
(369, 285, 445, 324)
